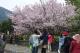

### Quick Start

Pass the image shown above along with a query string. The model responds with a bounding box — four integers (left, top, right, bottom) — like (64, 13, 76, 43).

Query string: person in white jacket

(29, 30, 41, 53)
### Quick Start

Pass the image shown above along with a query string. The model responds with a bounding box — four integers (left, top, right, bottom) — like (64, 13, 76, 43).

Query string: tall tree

(10, 0, 75, 34)
(66, 0, 80, 33)
(0, 19, 14, 34)
(66, 0, 80, 8)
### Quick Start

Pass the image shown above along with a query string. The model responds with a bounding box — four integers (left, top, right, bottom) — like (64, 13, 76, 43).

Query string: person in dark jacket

(62, 37, 72, 53)
(40, 30, 48, 53)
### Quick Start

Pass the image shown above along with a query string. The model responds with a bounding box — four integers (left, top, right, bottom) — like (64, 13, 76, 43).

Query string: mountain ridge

(0, 7, 12, 22)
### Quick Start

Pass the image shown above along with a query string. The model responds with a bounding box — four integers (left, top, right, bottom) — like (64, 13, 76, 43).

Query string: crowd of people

(0, 30, 80, 53)
(29, 30, 80, 53)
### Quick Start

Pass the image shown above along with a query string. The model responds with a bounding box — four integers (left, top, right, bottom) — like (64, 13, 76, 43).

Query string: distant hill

(0, 7, 12, 22)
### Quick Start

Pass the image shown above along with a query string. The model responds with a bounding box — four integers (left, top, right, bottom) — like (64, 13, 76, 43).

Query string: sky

(0, 0, 65, 11)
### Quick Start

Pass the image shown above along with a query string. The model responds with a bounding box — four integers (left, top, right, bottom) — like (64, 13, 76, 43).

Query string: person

(29, 30, 41, 53)
(15, 35, 19, 44)
(0, 35, 6, 53)
(40, 30, 48, 53)
(48, 33, 53, 52)
(3, 33, 6, 42)
(69, 34, 80, 53)
(62, 31, 69, 38)
(62, 37, 72, 53)
(0, 33, 6, 42)
(51, 34, 55, 52)
(58, 34, 64, 53)
(0, 33, 4, 40)
(10, 35, 14, 44)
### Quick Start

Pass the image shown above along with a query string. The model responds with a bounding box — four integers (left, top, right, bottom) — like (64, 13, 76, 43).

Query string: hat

(72, 34, 80, 41)
(62, 31, 69, 36)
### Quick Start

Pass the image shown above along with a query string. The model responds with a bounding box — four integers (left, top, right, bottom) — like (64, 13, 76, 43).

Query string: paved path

(4, 44, 57, 53)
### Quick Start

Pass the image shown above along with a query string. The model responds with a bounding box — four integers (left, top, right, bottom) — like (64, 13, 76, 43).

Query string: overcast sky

(0, 0, 65, 11)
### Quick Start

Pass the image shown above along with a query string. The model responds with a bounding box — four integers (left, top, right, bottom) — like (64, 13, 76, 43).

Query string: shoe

(58, 49, 60, 53)
(48, 50, 50, 52)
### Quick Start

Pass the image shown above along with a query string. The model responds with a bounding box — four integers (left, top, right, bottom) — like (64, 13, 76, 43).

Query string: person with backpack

(29, 30, 41, 53)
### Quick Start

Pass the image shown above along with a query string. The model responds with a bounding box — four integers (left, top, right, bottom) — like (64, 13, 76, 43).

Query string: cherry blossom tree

(10, 0, 75, 34)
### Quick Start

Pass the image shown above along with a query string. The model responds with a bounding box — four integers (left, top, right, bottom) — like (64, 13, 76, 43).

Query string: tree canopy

(10, 0, 75, 34)
(66, 0, 80, 8)
(65, 0, 80, 33)
(0, 19, 13, 34)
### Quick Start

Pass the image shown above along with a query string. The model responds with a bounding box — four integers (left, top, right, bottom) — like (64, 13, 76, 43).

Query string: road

(4, 44, 57, 53)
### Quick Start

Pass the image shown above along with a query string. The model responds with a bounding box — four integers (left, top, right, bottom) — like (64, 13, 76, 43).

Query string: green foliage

(0, 19, 14, 34)
(68, 14, 80, 33)
(66, 0, 80, 8)
(66, 0, 80, 33)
